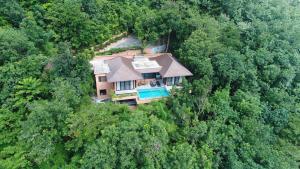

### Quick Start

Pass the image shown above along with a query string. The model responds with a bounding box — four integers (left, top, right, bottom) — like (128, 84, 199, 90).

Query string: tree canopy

(0, 0, 299, 168)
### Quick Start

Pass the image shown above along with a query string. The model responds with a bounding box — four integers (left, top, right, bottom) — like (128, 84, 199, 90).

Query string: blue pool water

(138, 87, 169, 100)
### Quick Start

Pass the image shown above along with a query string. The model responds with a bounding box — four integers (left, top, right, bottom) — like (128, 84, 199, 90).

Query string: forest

(0, 0, 299, 168)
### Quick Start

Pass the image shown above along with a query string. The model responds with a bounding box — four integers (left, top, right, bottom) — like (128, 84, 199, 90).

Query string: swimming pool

(137, 87, 169, 100)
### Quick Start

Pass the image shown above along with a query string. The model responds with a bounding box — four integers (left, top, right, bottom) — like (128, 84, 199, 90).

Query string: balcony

(112, 89, 137, 101)
(115, 89, 136, 95)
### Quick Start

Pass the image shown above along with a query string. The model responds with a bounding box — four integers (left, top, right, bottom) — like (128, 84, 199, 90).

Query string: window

(119, 81, 131, 90)
(142, 73, 157, 79)
(166, 77, 173, 86)
(100, 89, 107, 95)
(174, 76, 180, 85)
(98, 76, 107, 82)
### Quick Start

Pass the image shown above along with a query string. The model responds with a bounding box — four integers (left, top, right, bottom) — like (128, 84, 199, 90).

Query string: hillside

(0, 0, 299, 168)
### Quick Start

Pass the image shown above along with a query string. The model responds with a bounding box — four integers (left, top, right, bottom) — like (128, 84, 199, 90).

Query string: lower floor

(96, 76, 183, 102)
(112, 86, 172, 104)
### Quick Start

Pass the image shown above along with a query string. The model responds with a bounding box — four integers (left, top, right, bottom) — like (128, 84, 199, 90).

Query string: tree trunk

(165, 30, 171, 52)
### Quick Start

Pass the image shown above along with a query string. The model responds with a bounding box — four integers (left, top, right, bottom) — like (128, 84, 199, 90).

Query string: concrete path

(98, 35, 142, 53)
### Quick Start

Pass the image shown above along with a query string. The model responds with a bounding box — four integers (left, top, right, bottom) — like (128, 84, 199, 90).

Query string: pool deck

(111, 86, 170, 105)
(112, 95, 164, 105)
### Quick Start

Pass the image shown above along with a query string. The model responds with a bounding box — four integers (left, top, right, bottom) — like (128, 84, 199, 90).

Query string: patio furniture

(156, 81, 161, 87)
(138, 81, 146, 86)
(150, 81, 156, 87)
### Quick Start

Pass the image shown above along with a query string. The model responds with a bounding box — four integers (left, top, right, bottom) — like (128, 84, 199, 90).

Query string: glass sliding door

(166, 77, 173, 86)
(174, 76, 180, 85)
(118, 81, 132, 90)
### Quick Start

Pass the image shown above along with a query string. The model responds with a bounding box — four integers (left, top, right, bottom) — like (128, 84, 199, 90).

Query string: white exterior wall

(179, 77, 182, 83)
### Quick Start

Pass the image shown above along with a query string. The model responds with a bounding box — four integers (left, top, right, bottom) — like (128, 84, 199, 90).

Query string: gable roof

(106, 57, 143, 82)
(153, 54, 193, 78)
(92, 53, 193, 82)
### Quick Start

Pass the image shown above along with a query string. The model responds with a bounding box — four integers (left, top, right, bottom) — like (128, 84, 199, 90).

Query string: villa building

(91, 53, 192, 104)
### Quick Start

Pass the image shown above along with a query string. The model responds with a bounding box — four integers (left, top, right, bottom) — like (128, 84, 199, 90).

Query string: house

(91, 53, 192, 104)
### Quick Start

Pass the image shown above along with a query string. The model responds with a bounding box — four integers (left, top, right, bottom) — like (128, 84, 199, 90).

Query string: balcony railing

(115, 89, 137, 95)
(112, 92, 137, 101)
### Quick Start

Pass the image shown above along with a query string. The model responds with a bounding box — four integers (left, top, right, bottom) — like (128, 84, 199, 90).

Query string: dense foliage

(0, 0, 299, 168)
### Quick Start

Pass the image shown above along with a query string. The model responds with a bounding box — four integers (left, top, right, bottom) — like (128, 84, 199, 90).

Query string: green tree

(20, 14, 53, 52)
(46, 0, 98, 49)
(0, 54, 47, 106)
(212, 49, 246, 88)
(0, 28, 36, 65)
(51, 43, 93, 96)
(0, 0, 25, 27)
(178, 16, 223, 79)
(20, 100, 72, 164)
(167, 143, 200, 169)
(71, 105, 171, 168)
(13, 77, 44, 112)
